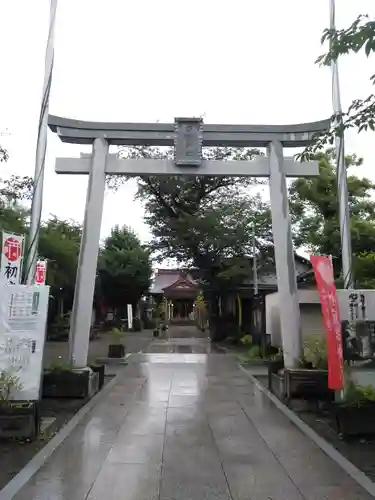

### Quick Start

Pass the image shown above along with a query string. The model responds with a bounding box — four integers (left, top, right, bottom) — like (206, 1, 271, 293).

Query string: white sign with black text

(127, 304, 133, 330)
(0, 284, 50, 400)
(337, 289, 375, 322)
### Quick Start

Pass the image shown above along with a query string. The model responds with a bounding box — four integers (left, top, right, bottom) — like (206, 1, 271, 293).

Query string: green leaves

(318, 15, 375, 65)
(0, 146, 8, 163)
(121, 145, 273, 290)
(302, 13, 375, 156)
(98, 225, 152, 309)
(290, 151, 375, 286)
(38, 216, 82, 293)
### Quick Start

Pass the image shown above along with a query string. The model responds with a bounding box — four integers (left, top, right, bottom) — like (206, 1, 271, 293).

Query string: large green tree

(39, 216, 82, 294)
(289, 149, 375, 286)
(109, 146, 274, 337)
(112, 146, 272, 280)
(98, 225, 152, 314)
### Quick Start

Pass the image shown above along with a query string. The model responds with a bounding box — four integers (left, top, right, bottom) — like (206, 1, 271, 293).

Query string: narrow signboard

(35, 260, 47, 285)
(0, 284, 50, 400)
(310, 255, 344, 390)
(127, 304, 133, 330)
(1, 232, 24, 285)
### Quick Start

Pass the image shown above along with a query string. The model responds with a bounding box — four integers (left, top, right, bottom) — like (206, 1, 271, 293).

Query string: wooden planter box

(268, 360, 284, 390)
(42, 370, 98, 398)
(89, 364, 105, 390)
(270, 373, 286, 401)
(108, 344, 125, 358)
(284, 368, 334, 404)
(335, 402, 375, 436)
(0, 402, 38, 439)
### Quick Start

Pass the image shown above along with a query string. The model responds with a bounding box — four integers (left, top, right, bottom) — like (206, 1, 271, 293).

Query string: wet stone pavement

(6, 333, 374, 500)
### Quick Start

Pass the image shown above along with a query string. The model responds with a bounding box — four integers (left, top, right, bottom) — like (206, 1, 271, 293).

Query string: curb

(238, 363, 375, 499)
(0, 354, 131, 500)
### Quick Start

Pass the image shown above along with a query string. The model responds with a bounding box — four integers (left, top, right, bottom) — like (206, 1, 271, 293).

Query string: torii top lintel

(48, 115, 330, 148)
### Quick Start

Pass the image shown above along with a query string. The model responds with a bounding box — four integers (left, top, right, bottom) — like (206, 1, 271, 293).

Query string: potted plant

(282, 336, 334, 403)
(43, 361, 99, 398)
(107, 328, 125, 358)
(334, 380, 375, 436)
(0, 371, 38, 439)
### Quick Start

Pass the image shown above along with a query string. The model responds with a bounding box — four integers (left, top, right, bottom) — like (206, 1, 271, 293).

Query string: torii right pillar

(268, 140, 302, 368)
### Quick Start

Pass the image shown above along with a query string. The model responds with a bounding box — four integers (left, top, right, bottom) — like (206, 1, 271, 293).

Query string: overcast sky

(1, 0, 374, 248)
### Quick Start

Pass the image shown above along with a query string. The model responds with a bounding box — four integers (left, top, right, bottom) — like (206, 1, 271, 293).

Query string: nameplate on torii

(55, 155, 319, 178)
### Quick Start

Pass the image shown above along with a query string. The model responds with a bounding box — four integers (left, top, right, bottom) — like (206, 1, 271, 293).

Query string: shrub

(240, 334, 253, 347)
(342, 381, 375, 407)
(303, 335, 328, 369)
(247, 345, 262, 359)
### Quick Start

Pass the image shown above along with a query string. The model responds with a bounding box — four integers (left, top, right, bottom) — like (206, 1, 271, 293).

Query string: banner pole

(329, 254, 344, 401)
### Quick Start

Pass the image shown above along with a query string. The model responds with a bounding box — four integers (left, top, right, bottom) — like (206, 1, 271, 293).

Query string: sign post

(127, 304, 133, 331)
(1, 232, 24, 285)
(310, 255, 344, 392)
(0, 284, 50, 401)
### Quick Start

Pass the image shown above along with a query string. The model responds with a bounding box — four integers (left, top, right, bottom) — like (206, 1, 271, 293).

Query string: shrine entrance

(49, 114, 330, 369)
(149, 269, 198, 325)
(171, 299, 193, 322)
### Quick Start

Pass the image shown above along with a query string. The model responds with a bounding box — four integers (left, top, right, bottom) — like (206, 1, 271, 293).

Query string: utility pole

(25, 0, 58, 284)
(252, 222, 258, 295)
(329, 0, 353, 289)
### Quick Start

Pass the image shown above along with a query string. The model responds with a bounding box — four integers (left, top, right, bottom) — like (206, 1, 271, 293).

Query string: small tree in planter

(334, 379, 375, 436)
(0, 371, 38, 439)
(289, 336, 334, 402)
(107, 328, 126, 358)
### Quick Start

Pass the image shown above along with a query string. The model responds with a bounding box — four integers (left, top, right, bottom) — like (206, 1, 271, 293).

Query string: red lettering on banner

(310, 255, 344, 390)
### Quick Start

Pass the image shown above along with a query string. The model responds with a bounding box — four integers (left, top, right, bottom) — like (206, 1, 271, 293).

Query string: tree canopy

(38, 216, 82, 297)
(290, 149, 375, 286)
(302, 13, 375, 156)
(98, 225, 152, 311)
(111, 146, 272, 290)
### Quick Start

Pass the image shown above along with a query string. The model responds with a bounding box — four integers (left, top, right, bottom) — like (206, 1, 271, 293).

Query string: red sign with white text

(310, 255, 344, 390)
(4, 237, 21, 262)
(35, 260, 47, 285)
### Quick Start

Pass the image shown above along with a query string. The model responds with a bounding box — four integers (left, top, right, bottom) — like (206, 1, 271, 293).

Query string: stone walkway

(6, 337, 373, 500)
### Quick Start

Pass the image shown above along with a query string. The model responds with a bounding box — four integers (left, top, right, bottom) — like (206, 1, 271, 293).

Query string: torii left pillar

(68, 138, 108, 367)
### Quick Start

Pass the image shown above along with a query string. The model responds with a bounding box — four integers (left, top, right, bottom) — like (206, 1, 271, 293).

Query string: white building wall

(266, 290, 324, 347)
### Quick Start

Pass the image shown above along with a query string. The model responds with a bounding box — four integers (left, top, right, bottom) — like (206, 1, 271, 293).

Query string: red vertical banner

(310, 255, 344, 390)
(35, 260, 47, 285)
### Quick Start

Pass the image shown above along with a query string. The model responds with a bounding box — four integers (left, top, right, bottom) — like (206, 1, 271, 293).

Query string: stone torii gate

(49, 115, 330, 370)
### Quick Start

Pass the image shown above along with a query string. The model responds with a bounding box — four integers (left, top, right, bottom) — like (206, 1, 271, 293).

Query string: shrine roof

(149, 269, 197, 294)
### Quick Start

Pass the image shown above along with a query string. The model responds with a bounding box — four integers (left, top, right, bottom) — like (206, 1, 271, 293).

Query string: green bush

(247, 345, 262, 359)
(342, 381, 375, 407)
(303, 335, 328, 369)
(240, 334, 253, 347)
